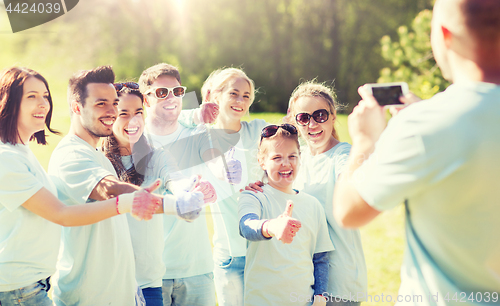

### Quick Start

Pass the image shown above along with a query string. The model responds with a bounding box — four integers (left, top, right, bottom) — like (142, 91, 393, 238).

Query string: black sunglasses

(261, 124, 298, 141)
(295, 109, 330, 126)
(114, 82, 140, 92)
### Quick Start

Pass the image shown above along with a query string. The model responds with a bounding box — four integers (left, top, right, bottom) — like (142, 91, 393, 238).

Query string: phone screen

(372, 86, 404, 106)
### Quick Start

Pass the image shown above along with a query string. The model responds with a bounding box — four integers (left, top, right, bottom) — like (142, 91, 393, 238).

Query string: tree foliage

(378, 9, 450, 99)
(1, 0, 434, 112)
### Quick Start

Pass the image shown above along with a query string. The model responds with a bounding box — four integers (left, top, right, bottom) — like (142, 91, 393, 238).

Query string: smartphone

(365, 82, 409, 106)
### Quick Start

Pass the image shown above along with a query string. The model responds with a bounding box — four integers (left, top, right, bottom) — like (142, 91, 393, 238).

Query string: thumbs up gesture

(223, 147, 242, 185)
(263, 200, 302, 244)
(118, 179, 163, 221)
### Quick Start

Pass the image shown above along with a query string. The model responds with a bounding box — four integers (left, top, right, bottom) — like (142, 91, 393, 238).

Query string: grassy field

(32, 103, 405, 305)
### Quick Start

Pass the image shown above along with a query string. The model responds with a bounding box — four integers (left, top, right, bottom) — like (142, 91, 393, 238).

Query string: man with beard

(48, 66, 203, 305)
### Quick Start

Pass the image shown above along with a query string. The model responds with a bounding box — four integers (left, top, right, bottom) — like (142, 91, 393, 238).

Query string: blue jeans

(142, 287, 163, 306)
(213, 254, 245, 306)
(162, 273, 215, 306)
(0, 278, 52, 306)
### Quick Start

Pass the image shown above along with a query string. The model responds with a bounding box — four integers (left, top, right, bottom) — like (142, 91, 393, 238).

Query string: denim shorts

(0, 278, 52, 306)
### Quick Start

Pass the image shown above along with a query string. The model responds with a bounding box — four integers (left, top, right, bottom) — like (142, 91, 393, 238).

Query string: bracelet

(115, 196, 120, 214)
(263, 220, 271, 237)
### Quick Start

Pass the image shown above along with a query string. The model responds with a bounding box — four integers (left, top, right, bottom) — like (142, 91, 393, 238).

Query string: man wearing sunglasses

(139, 63, 239, 306)
(334, 0, 500, 305)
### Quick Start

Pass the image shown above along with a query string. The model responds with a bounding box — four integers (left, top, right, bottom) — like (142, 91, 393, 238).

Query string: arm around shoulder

(89, 175, 140, 201)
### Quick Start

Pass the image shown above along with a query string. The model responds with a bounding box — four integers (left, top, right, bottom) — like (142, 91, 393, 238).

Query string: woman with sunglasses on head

(0, 69, 162, 305)
(284, 81, 368, 306)
(238, 124, 333, 306)
(102, 82, 216, 306)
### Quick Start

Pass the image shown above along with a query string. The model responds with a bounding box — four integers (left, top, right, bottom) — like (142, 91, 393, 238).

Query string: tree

(378, 9, 450, 99)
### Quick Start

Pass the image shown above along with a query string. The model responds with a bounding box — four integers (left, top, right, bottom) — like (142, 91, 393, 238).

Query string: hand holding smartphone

(364, 82, 409, 106)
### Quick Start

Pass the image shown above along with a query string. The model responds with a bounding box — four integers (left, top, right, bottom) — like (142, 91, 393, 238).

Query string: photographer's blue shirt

(354, 82, 500, 305)
(48, 135, 136, 306)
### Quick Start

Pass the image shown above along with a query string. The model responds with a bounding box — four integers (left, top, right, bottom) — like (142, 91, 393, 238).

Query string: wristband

(163, 195, 177, 215)
(117, 192, 135, 214)
(116, 196, 120, 214)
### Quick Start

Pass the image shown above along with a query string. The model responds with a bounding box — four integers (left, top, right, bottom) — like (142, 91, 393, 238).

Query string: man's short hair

(462, 0, 500, 42)
(68, 65, 115, 107)
(138, 63, 181, 94)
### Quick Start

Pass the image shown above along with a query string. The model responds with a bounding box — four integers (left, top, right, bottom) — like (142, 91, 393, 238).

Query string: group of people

(1, 0, 499, 305)
(0, 62, 366, 306)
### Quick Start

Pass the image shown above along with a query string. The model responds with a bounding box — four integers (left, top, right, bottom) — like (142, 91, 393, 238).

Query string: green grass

(32, 107, 404, 306)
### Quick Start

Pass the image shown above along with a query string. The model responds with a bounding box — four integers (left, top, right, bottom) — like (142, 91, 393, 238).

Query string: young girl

(102, 83, 216, 306)
(0, 68, 160, 305)
(199, 68, 270, 305)
(238, 124, 333, 306)
(286, 82, 367, 305)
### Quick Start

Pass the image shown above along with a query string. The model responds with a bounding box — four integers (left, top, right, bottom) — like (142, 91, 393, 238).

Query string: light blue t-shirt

(355, 82, 500, 305)
(294, 142, 368, 301)
(0, 142, 60, 292)
(146, 124, 214, 279)
(239, 185, 334, 306)
(122, 148, 178, 289)
(48, 135, 136, 306)
(209, 119, 268, 258)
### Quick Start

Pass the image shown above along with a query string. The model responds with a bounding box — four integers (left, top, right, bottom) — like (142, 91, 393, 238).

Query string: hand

(118, 179, 162, 221)
(199, 102, 219, 124)
(312, 295, 327, 306)
(388, 92, 422, 116)
(224, 147, 242, 185)
(175, 191, 204, 222)
(240, 180, 264, 193)
(264, 200, 301, 244)
(194, 180, 217, 204)
(348, 85, 387, 146)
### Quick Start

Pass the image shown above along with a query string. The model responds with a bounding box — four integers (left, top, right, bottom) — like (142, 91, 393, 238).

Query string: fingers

(194, 181, 217, 204)
(243, 182, 264, 193)
(281, 220, 301, 244)
(283, 200, 294, 217)
(201, 102, 219, 124)
(131, 191, 162, 221)
(387, 105, 406, 117)
(357, 85, 379, 106)
(399, 92, 422, 105)
(184, 175, 200, 192)
(143, 179, 162, 193)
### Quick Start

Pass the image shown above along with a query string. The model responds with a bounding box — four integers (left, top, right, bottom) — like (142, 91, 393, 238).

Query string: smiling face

(113, 93, 144, 152)
(17, 77, 50, 143)
(216, 77, 252, 123)
(293, 96, 336, 154)
(78, 83, 119, 139)
(259, 137, 300, 194)
(144, 75, 182, 123)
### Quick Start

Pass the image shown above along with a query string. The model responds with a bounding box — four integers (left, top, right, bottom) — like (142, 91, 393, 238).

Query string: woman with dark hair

(102, 83, 217, 306)
(0, 67, 161, 305)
